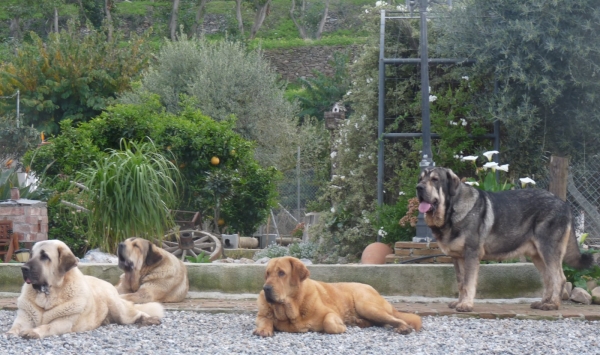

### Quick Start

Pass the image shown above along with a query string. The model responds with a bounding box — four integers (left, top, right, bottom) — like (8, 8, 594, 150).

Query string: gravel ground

(1, 310, 599, 355)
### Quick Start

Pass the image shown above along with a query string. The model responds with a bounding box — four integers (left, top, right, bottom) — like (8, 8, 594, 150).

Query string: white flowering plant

(462, 150, 514, 192)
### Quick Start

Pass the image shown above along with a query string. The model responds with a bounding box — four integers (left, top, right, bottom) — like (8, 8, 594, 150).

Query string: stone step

(387, 241, 452, 264)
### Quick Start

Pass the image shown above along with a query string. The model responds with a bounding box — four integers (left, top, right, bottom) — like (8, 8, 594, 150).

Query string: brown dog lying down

(253, 256, 422, 336)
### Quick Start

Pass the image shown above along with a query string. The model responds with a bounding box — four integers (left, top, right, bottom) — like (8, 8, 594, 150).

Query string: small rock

(562, 282, 573, 300)
(238, 258, 255, 264)
(591, 286, 600, 305)
(570, 287, 592, 305)
(299, 258, 313, 265)
(254, 257, 270, 264)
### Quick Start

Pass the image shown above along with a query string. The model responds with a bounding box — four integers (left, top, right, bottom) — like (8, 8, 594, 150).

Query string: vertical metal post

(297, 146, 301, 221)
(415, 0, 433, 242)
(377, 9, 386, 209)
(377, 10, 387, 243)
(16, 90, 20, 128)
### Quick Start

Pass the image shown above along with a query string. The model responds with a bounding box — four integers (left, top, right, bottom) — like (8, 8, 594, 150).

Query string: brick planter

(386, 242, 453, 264)
(0, 199, 48, 244)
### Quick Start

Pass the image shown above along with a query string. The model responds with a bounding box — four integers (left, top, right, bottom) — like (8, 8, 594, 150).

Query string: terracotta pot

(361, 242, 393, 264)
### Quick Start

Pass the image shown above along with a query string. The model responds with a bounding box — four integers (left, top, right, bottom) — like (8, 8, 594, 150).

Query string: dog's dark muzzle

(263, 285, 277, 304)
(117, 243, 134, 271)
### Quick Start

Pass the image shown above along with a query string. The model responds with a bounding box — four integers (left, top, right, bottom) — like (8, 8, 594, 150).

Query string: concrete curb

(0, 262, 544, 298)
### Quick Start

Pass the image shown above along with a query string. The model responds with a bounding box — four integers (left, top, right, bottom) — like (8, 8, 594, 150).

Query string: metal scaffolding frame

(376, 0, 500, 242)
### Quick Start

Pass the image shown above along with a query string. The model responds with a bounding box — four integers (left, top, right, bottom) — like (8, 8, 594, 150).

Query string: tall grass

(75, 139, 180, 253)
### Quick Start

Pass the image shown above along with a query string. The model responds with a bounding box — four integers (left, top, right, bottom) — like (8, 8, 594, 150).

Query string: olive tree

(120, 36, 300, 169)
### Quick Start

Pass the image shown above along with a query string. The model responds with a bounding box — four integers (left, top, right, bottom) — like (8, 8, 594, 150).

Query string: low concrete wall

(0, 263, 543, 299)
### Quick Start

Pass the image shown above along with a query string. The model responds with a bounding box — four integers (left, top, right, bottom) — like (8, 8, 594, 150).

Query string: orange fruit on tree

(210, 156, 220, 166)
(217, 218, 225, 226)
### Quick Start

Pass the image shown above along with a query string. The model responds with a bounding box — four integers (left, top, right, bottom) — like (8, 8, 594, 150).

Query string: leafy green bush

(374, 196, 415, 244)
(252, 241, 318, 261)
(253, 243, 290, 260)
(79, 100, 279, 236)
(0, 115, 40, 165)
(0, 20, 151, 134)
(119, 35, 299, 169)
(46, 191, 89, 258)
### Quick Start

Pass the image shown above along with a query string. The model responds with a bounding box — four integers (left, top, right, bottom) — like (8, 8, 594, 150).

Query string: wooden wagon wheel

(161, 230, 222, 262)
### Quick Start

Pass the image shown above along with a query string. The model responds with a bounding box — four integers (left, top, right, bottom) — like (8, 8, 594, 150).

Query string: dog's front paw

(395, 324, 413, 335)
(138, 316, 161, 326)
(539, 302, 559, 311)
(253, 328, 274, 337)
(448, 301, 459, 309)
(20, 329, 41, 339)
(530, 301, 542, 309)
(454, 302, 473, 312)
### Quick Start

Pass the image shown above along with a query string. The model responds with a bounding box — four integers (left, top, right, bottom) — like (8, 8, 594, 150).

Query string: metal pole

(16, 90, 20, 128)
(377, 9, 386, 210)
(377, 9, 387, 243)
(415, 0, 433, 242)
(296, 146, 301, 221)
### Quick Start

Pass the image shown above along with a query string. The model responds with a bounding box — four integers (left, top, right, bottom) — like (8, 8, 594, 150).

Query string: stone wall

(0, 200, 48, 243)
(263, 45, 359, 82)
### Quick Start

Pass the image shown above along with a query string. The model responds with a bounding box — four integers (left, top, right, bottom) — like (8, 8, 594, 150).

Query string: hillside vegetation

(1, 0, 379, 49)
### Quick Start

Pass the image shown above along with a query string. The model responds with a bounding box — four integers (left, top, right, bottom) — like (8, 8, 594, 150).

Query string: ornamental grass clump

(75, 139, 180, 253)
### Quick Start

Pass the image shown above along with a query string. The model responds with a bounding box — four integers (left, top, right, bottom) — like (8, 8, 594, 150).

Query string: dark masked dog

(253, 256, 422, 337)
(116, 237, 189, 303)
(6, 240, 164, 339)
(417, 167, 593, 312)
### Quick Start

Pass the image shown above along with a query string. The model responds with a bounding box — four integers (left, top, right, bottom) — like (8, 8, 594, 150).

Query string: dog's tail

(134, 302, 165, 319)
(563, 222, 594, 270)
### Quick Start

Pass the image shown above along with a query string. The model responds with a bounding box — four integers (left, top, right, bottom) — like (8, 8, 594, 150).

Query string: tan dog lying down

(116, 237, 189, 303)
(254, 256, 422, 336)
(7, 240, 164, 339)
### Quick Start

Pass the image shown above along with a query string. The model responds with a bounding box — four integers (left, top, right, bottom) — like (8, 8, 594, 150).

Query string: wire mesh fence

(537, 156, 600, 245)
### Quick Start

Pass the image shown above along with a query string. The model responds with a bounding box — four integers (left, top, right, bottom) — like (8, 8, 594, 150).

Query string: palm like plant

(75, 139, 180, 253)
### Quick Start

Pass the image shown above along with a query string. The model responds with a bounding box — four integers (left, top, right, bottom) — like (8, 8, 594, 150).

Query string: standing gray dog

(416, 167, 592, 312)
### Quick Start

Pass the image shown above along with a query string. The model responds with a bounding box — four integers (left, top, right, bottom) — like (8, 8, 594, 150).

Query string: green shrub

(252, 241, 318, 261)
(0, 20, 151, 134)
(119, 35, 299, 169)
(253, 243, 290, 260)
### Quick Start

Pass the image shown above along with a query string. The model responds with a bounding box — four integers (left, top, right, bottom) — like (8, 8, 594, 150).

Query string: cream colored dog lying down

(254, 256, 422, 336)
(6, 240, 164, 339)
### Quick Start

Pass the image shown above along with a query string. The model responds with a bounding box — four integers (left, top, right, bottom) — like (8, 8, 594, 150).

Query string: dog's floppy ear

(446, 169, 461, 196)
(145, 242, 163, 266)
(289, 257, 310, 286)
(57, 245, 78, 275)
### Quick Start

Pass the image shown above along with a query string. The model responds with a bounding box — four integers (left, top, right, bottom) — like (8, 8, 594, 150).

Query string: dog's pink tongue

(418, 202, 432, 213)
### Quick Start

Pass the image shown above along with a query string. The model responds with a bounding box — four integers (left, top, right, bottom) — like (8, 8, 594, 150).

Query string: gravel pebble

(1, 310, 599, 354)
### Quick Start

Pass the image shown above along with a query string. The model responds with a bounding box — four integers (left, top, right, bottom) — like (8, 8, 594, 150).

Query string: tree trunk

(54, 7, 59, 33)
(234, 0, 244, 36)
(548, 155, 569, 201)
(9, 17, 21, 40)
(191, 0, 210, 38)
(105, 0, 113, 41)
(290, 0, 307, 40)
(315, 0, 330, 40)
(74, 0, 88, 23)
(249, 0, 271, 40)
(169, 0, 181, 41)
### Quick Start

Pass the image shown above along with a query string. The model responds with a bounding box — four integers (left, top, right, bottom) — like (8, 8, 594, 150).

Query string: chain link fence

(537, 156, 600, 245)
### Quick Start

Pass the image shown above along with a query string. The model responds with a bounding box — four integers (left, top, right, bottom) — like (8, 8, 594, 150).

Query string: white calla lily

(483, 150, 499, 161)
(461, 155, 478, 162)
(483, 162, 499, 171)
(519, 177, 536, 188)
(465, 181, 479, 186)
(497, 164, 509, 172)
